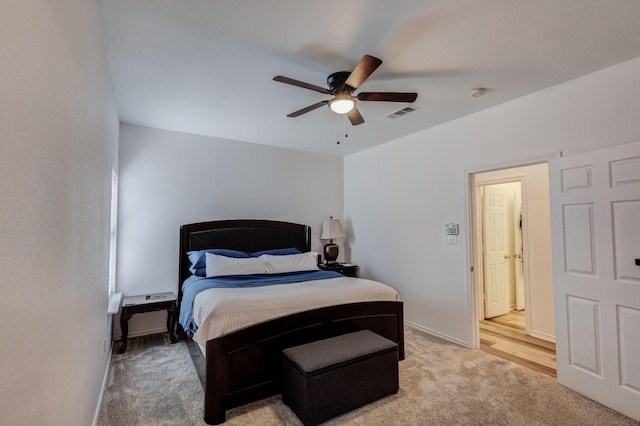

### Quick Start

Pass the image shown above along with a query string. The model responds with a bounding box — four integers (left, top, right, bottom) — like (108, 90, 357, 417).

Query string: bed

(177, 219, 404, 425)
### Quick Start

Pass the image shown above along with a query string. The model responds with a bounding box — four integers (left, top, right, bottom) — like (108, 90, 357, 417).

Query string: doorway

(470, 162, 556, 375)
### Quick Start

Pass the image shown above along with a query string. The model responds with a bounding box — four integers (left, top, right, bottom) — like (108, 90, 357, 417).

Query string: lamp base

(323, 242, 339, 264)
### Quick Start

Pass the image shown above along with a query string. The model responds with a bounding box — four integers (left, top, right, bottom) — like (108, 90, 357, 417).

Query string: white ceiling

(97, 0, 640, 156)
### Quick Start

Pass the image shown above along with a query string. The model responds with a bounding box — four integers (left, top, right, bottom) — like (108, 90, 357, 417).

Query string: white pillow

(262, 252, 319, 274)
(205, 253, 266, 277)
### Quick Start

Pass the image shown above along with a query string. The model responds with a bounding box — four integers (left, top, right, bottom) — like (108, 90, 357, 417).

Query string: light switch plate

(447, 235, 457, 245)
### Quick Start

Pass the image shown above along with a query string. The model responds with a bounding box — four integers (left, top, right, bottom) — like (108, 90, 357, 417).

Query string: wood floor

(479, 310, 557, 377)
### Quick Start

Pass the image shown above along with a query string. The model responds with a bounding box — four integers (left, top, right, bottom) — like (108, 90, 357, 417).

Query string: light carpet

(98, 327, 636, 425)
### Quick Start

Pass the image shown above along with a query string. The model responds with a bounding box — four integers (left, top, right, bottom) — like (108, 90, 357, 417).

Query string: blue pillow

(250, 247, 302, 257)
(187, 249, 250, 275)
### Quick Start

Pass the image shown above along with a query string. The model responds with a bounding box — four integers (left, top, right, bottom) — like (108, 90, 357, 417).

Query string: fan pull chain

(336, 115, 349, 145)
(345, 117, 349, 139)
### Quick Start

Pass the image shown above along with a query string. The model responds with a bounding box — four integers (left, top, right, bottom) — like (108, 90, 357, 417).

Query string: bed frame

(178, 219, 404, 425)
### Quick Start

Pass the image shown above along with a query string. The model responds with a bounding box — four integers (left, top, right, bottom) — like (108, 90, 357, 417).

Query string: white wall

(345, 56, 640, 346)
(116, 124, 343, 337)
(0, 1, 119, 425)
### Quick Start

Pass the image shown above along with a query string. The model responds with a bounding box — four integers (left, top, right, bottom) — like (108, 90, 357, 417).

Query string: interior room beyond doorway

(470, 162, 555, 374)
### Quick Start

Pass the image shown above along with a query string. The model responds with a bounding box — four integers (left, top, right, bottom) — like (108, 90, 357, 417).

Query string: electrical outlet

(447, 235, 457, 245)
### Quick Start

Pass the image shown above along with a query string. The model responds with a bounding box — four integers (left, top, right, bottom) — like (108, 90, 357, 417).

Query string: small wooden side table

(119, 292, 178, 354)
(318, 263, 359, 277)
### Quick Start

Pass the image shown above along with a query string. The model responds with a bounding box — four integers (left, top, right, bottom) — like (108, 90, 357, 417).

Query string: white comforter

(191, 276, 399, 346)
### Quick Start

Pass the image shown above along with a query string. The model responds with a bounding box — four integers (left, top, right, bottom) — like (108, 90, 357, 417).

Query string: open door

(549, 140, 640, 420)
(483, 185, 511, 318)
(514, 192, 525, 311)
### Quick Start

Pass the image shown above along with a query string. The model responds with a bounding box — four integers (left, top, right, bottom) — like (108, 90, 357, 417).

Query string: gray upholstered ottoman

(282, 330, 399, 426)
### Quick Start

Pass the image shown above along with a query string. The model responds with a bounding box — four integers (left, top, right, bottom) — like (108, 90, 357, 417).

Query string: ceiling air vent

(385, 105, 419, 119)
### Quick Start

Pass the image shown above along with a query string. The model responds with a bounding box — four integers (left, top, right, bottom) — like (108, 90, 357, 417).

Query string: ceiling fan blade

(357, 92, 418, 102)
(273, 76, 330, 94)
(347, 106, 365, 126)
(286, 101, 329, 117)
(344, 55, 383, 90)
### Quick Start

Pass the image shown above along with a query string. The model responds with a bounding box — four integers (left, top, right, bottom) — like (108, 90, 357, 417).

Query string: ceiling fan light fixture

(275, 55, 417, 125)
(329, 95, 355, 114)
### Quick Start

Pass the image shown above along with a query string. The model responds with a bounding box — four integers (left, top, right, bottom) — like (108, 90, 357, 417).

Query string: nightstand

(319, 263, 359, 277)
(119, 292, 177, 354)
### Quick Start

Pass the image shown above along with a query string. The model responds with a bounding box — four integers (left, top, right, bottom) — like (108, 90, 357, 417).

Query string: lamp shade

(321, 217, 346, 240)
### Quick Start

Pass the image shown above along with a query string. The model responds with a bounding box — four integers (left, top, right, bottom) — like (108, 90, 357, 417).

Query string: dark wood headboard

(178, 219, 311, 306)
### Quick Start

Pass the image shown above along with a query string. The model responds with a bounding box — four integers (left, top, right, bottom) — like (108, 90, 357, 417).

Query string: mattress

(191, 276, 399, 346)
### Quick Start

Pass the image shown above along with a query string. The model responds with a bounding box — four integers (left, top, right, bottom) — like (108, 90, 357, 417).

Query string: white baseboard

(405, 321, 471, 348)
(93, 342, 113, 426)
(530, 330, 556, 343)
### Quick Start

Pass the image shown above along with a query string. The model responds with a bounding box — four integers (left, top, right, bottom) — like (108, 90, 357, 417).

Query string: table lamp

(320, 217, 346, 264)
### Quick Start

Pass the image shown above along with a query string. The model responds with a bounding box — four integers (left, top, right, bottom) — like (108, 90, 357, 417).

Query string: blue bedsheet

(179, 270, 342, 336)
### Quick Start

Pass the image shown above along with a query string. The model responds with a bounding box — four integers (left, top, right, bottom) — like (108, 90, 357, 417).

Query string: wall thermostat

(445, 223, 459, 235)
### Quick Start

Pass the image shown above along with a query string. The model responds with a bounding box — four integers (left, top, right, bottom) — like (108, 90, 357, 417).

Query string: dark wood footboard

(203, 301, 404, 425)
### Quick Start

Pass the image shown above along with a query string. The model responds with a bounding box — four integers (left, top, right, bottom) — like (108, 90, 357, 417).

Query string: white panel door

(549, 140, 640, 421)
(484, 186, 511, 318)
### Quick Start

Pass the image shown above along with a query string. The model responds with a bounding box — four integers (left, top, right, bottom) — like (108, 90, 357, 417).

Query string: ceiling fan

(273, 55, 417, 126)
